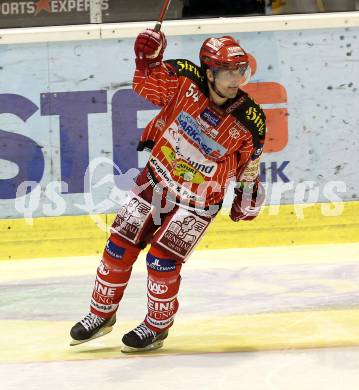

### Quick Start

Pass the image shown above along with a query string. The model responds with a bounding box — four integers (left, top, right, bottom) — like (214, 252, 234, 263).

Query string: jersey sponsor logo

(176, 60, 204, 81)
(241, 55, 288, 153)
(225, 95, 246, 114)
(163, 126, 218, 177)
(149, 157, 173, 186)
(161, 145, 205, 184)
(196, 116, 219, 139)
(200, 108, 221, 127)
(184, 156, 216, 176)
(149, 157, 205, 203)
(246, 106, 266, 136)
(146, 255, 177, 272)
(105, 239, 125, 259)
(148, 279, 169, 295)
(196, 115, 210, 131)
(177, 112, 227, 158)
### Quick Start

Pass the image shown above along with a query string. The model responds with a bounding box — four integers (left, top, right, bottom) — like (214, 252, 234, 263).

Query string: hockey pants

(89, 168, 215, 333)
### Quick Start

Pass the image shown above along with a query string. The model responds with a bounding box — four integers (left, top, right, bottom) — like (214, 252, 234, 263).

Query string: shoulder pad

(165, 59, 207, 93)
(231, 92, 266, 148)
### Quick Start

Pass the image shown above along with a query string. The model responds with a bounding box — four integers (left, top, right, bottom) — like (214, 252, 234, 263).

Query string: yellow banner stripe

(1, 201, 358, 260)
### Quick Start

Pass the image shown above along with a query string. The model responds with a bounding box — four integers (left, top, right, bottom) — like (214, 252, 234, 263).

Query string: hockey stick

(154, 0, 172, 31)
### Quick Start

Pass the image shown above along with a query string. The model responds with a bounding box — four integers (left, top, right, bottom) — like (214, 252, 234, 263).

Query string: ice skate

(70, 313, 116, 346)
(121, 322, 169, 353)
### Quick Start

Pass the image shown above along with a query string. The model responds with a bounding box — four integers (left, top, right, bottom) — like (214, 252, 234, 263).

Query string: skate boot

(121, 322, 169, 353)
(70, 313, 116, 346)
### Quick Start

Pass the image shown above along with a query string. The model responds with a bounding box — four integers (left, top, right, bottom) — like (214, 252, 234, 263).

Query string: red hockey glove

(134, 29, 167, 71)
(230, 181, 265, 222)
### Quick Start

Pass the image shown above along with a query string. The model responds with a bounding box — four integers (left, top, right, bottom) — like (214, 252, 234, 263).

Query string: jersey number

(185, 83, 200, 102)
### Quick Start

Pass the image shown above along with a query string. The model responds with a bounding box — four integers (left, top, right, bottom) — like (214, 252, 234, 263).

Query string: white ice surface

(2, 244, 359, 390)
(2, 347, 359, 390)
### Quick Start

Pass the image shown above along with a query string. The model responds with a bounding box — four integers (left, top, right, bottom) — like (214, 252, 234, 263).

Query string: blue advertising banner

(0, 27, 358, 218)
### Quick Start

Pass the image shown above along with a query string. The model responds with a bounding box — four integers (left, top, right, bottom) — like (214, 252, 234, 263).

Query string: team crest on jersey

(229, 127, 240, 139)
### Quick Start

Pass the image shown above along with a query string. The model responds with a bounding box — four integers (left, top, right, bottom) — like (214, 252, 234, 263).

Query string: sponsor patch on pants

(105, 239, 125, 259)
(155, 208, 210, 260)
(111, 192, 153, 244)
(146, 254, 177, 272)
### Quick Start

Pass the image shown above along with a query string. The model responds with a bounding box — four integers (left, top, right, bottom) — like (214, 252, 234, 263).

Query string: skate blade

(69, 326, 113, 346)
(121, 340, 164, 353)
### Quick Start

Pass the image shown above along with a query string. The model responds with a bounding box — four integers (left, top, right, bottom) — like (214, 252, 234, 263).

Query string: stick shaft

(154, 0, 171, 31)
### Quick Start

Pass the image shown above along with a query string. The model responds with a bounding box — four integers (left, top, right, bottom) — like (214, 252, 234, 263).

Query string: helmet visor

(213, 65, 251, 86)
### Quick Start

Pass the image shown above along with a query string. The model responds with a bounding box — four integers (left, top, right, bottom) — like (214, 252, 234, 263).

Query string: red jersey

(133, 59, 266, 208)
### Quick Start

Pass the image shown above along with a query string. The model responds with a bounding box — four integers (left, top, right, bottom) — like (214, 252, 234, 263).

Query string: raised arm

(133, 29, 179, 107)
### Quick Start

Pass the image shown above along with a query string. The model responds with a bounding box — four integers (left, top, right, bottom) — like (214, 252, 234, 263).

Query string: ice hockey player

(70, 29, 266, 353)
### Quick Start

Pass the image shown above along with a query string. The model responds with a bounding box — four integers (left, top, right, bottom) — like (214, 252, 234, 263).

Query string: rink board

(0, 26, 358, 219)
(0, 201, 359, 260)
(0, 23, 358, 262)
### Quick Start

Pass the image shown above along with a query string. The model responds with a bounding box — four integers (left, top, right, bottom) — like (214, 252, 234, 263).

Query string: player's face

(213, 68, 247, 98)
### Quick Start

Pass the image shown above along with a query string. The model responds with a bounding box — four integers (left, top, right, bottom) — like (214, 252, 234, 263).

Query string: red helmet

(200, 36, 249, 72)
